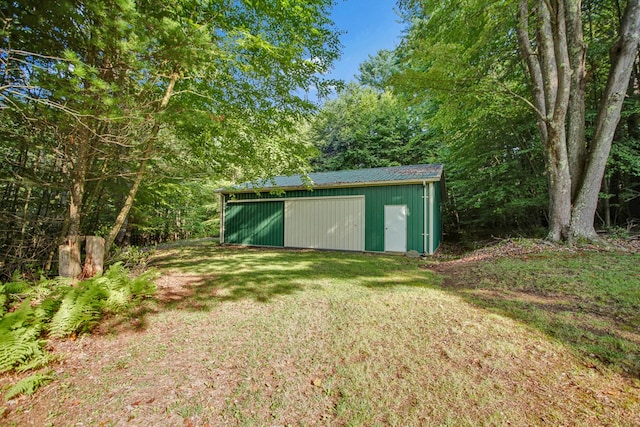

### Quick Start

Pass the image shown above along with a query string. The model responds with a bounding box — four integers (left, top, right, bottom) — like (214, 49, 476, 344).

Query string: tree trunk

(569, 0, 640, 240)
(517, 0, 548, 139)
(105, 137, 153, 250)
(518, 0, 573, 241)
(518, 0, 640, 242)
(546, 127, 573, 241)
(68, 134, 90, 241)
(60, 133, 90, 278)
(565, 0, 587, 197)
(105, 72, 179, 250)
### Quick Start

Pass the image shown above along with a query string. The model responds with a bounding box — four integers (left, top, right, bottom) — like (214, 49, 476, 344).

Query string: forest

(1, 0, 640, 280)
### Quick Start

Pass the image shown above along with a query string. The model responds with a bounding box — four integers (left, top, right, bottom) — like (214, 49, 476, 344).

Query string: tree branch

(517, 0, 549, 141)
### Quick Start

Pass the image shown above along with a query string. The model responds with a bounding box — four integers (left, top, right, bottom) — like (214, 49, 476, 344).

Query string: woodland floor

(1, 238, 639, 426)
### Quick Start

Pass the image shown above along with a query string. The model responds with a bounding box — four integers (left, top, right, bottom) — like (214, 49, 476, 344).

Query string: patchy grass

(440, 250, 640, 377)
(2, 240, 639, 426)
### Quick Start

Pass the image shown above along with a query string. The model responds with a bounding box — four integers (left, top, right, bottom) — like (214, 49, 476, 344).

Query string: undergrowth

(0, 263, 157, 399)
(108, 246, 156, 273)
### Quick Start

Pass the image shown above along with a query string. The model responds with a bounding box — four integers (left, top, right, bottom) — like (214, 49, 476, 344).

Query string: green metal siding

(432, 182, 443, 252)
(227, 185, 428, 253)
(224, 201, 284, 247)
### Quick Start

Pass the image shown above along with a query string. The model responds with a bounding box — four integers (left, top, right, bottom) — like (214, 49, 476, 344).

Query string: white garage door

(284, 197, 364, 251)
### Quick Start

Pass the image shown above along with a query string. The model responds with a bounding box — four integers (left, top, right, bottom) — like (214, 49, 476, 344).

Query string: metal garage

(218, 164, 445, 255)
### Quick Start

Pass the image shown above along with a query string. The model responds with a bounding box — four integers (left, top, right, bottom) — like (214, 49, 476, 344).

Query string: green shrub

(48, 283, 109, 338)
(0, 300, 51, 374)
(0, 275, 31, 317)
(47, 263, 157, 337)
(0, 274, 70, 315)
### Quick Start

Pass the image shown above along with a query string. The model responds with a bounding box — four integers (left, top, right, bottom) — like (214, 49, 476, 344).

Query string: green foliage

(110, 246, 156, 272)
(308, 83, 437, 171)
(0, 0, 341, 277)
(48, 284, 109, 338)
(0, 275, 69, 317)
(442, 103, 547, 232)
(392, 0, 549, 234)
(128, 179, 221, 246)
(357, 49, 399, 90)
(0, 277, 28, 317)
(0, 263, 156, 391)
(0, 301, 50, 374)
(393, 0, 640, 234)
(101, 263, 157, 310)
(5, 370, 55, 400)
(48, 263, 157, 337)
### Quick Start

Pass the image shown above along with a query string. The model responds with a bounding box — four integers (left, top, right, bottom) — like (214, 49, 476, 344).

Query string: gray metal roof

(219, 164, 444, 193)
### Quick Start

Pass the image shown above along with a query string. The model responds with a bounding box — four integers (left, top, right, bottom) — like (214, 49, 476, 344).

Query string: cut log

(84, 236, 105, 277)
(58, 241, 81, 278)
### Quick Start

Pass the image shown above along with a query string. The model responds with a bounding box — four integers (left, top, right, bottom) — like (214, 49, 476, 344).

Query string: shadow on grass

(147, 240, 437, 312)
(96, 302, 158, 336)
(437, 256, 640, 379)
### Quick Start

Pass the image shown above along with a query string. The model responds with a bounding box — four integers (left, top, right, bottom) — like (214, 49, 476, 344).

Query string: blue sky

(327, 0, 405, 83)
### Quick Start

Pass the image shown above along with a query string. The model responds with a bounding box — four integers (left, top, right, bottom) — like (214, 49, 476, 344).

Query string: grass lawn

(440, 248, 640, 377)
(2, 240, 639, 426)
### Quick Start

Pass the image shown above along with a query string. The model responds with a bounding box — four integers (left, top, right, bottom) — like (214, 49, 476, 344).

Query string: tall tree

(0, 0, 340, 277)
(396, 0, 640, 241)
(357, 49, 398, 90)
(307, 82, 437, 171)
(516, 0, 640, 241)
(393, 0, 549, 234)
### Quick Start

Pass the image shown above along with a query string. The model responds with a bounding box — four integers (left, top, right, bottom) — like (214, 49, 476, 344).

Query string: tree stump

(84, 236, 105, 277)
(58, 240, 81, 278)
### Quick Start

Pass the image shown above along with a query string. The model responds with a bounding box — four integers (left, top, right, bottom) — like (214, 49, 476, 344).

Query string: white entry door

(384, 205, 407, 252)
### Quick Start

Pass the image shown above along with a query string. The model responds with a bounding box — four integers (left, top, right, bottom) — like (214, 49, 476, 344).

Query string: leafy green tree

(308, 82, 437, 171)
(390, 0, 547, 233)
(0, 0, 340, 277)
(126, 180, 220, 245)
(357, 49, 398, 91)
(516, 0, 640, 241)
(395, 0, 640, 240)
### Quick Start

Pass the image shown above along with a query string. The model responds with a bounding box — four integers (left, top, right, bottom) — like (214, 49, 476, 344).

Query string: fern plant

(0, 275, 70, 317)
(100, 263, 133, 312)
(129, 270, 158, 301)
(46, 263, 157, 337)
(0, 262, 157, 397)
(48, 283, 108, 338)
(0, 275, 30, 317)
(5, 370, 55, 400)
(0, 301, 50, 373)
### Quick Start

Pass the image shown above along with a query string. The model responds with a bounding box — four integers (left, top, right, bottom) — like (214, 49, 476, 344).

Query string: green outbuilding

(217, 164, 445, 255)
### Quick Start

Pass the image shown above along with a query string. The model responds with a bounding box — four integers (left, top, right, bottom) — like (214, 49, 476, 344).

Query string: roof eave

(217, 176, 443, 195)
